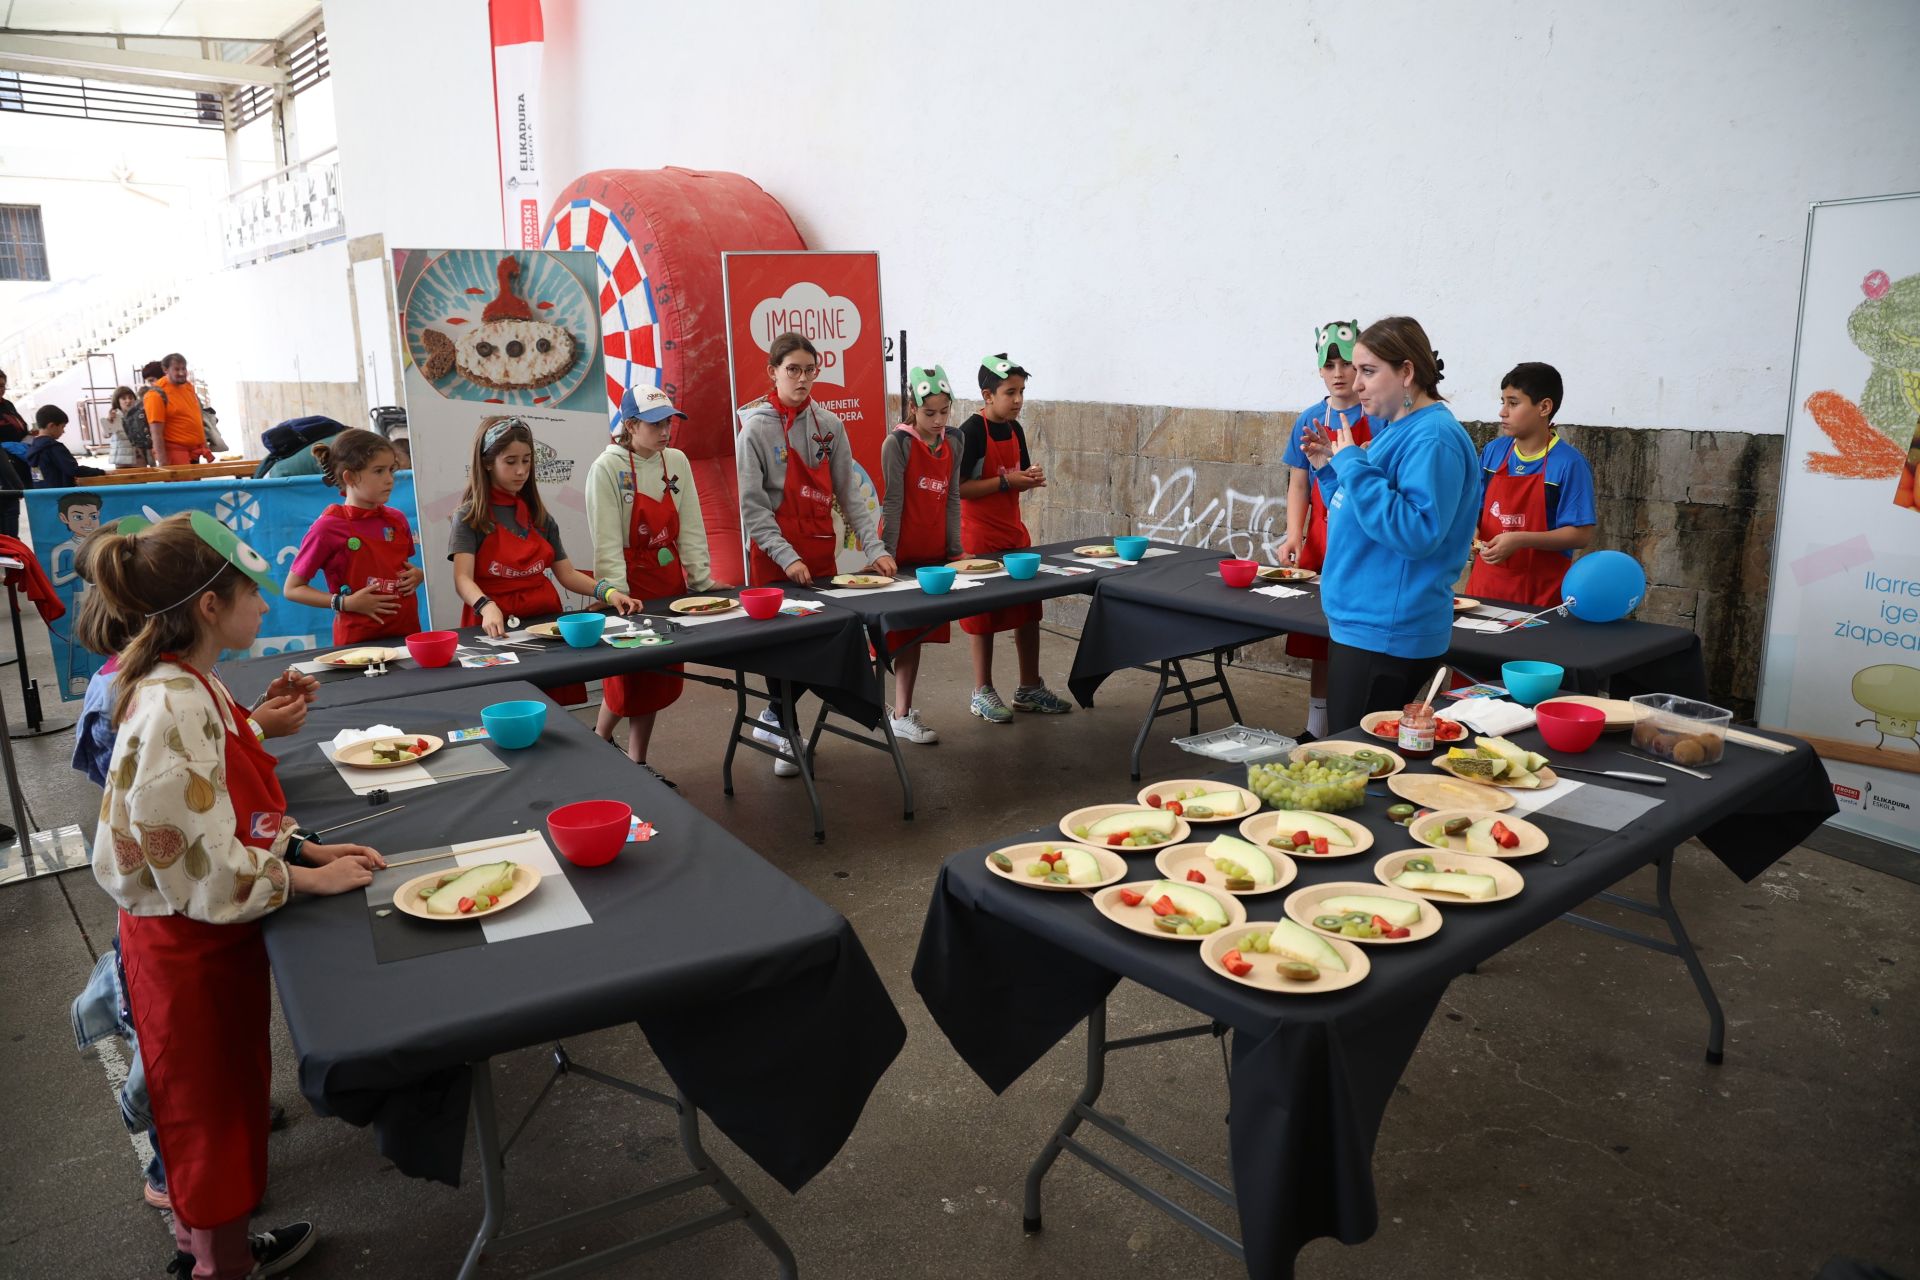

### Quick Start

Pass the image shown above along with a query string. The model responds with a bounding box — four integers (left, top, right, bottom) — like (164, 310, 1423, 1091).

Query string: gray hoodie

(735, 398, 881, 568)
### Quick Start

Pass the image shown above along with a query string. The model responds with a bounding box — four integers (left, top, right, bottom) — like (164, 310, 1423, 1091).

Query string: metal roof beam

(0, 34, 286, 88)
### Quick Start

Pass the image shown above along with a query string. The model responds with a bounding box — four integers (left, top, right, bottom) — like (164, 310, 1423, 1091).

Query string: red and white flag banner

(490, 0, 545, 249)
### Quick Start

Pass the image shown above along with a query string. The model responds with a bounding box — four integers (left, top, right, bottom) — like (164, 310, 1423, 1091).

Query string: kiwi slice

(1226, 876, 1255, 891)
(1276, 960, 1320, 982)
(991, 851, 1014, 872)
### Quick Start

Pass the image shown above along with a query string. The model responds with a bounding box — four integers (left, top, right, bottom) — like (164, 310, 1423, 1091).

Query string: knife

(1552, 764, 1667, 785)
(1618, 750, 1711, 781)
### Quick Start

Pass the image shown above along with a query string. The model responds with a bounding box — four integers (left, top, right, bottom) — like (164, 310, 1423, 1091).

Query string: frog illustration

(1847, 269, 1920, 448)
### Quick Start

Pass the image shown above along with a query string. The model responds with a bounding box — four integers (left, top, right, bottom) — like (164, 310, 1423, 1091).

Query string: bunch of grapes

(1246, 755, 1369, 812)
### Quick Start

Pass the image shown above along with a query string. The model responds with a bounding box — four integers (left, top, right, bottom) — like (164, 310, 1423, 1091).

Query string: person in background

(284, 429, 422, 644)
(1299, 315, 1479, 730)
(146, 353, 211, 466)
(26, 405, 106, 488)
(877, 365, 963, 744)
(105, 386, 151, 468)
(1464, 361, 1597, 606)
(1278, 321, 1375, 740)
(0, 368, 29, 536)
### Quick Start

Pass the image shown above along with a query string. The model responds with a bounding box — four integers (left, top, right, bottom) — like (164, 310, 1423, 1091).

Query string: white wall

(321, 0, 1920, 432)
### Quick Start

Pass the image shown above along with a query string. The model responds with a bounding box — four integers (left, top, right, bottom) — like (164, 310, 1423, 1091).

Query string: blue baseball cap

(617, 384, 687, 430)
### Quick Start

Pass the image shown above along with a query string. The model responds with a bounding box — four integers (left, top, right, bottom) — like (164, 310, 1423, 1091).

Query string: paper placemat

(1251, 584, 1309, 600)
(1502, 775, 1664, 830)
(324, 740, 509, 795)
(816, 577, 922, 598)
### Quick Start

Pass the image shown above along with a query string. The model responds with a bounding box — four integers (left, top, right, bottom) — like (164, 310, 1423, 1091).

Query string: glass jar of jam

(1397, 701, 1437, 757)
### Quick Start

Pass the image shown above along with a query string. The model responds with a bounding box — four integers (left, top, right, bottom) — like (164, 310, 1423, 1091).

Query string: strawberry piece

(1312, 836, 1330, 855)
(1221, 949, 1253, 977)
(1185, 868, 1206, 883)
(1107, 833, 1125, 846)
(1167, 800, 1184, 816)
(414, 737, 430, 753)
(1150, 895, 1177, 917)
(1491, 820, 1518, 849)
(1386, 926, 1411, 939)
(1040, 851, 1062, 865)
(1145, 794, 1162, 808)
(1371, 914, 1393, 932)
(1118, 888, 1144, 907)
(1292, 830, 1311, 846)
(458, 896, 475, 913)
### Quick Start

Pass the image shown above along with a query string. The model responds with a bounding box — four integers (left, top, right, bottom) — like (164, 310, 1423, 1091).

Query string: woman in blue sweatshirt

(1299, 315, 1478, 729)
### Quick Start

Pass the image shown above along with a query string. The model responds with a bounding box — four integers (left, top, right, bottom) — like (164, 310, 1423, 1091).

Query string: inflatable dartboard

(544, 168, 804, 585)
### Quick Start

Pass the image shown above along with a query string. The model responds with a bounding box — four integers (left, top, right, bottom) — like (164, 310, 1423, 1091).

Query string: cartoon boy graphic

(50, 492, 103, 694)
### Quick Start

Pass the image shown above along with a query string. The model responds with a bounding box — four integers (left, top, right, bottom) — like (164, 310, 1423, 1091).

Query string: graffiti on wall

(1138, 466, 1289, 562)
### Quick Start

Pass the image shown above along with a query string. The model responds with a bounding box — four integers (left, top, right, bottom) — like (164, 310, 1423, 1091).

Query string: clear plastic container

(1246, 751, 1371, 812)
(1628, 693, 1732, 765)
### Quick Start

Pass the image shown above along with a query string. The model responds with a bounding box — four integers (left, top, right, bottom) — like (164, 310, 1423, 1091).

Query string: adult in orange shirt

(146, 353, 211, 466)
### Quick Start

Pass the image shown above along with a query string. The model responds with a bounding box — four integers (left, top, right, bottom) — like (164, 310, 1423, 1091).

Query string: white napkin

(331, 724, 405, 751)
(1252, 584, 1308, 599)
(1438, 697, 1536, 736)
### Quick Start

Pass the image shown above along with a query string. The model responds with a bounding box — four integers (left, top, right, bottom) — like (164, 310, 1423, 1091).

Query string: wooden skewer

(383, 831, 537, 870)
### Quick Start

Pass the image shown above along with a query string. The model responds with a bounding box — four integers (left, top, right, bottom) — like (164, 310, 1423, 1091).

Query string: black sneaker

(250, 1221, 317, 1275)
(165, 1252, 194, 1277)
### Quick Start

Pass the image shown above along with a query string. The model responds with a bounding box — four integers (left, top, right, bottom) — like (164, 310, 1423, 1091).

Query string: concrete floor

(1, 612, 1915, 1280)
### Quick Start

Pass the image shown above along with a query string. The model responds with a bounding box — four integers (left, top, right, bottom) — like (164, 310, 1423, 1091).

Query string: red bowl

(740, 587, 784, 620)
(547, 800, 632, 867)
(1534, 701, 1605, 753)
(405, 630, 459, 668)
(1219, 559, 1259, 588)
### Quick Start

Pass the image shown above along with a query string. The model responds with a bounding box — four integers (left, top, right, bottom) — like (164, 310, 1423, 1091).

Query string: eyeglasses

(780, 363, 819, 377)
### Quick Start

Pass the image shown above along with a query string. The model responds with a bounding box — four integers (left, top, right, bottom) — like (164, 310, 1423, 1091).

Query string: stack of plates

(1537, 695, 1648, 733)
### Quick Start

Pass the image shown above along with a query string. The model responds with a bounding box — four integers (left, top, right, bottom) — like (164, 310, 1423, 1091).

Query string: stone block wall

(232, 381, 367, 456)
(899, 395, 1781, 715)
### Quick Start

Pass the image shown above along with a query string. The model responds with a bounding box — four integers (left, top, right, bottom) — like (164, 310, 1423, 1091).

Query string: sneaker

(754, 708, 801, 777)
(888, 707, 938, 745)
(969, 686, 1013, 724)
(250, 1221, 317, 1276)
(143, 1179, 170, 1210)
(165, 1253, 194, 1277)
(1012, 683, 1073, 714)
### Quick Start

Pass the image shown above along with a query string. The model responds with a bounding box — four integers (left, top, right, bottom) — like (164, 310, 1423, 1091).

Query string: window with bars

(0, 206, 50, 282)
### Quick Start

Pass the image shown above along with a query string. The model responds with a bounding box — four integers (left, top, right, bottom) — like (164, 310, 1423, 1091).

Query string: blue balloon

(1563, 550, 1647, 623)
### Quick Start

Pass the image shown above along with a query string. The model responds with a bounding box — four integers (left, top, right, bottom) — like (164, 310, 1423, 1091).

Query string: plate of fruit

(1236, 809, 1373, 858)
(1061, 804, 1191, 849)
(1073, 544, 1118, 558)
(315, 646, 404, 668)
(1361, 710, 1468, 745)
(1135, 780, 1260, 823)
(393, 860, 538, 921)
(986, 841, 1128, 891)
(1453, 596, 1481, 613)
(1257, 565, 1318, 582)
(1374, 850, 1524, 904)
(1432, 737, 1557, 790)
(670, 596, 739, 615)
(1386, 773, 1515, 813)
(1201, 920, 1369, 993)
(1153, 834, 1297, 895)
(1246, 753, 1370, 813)
(830, 573, 895, 588)
(1407, 809, 1547, 858)
(1288, 741, 1404, 779)
(1283, 880, 1441, 945)
(1092, 879, 1247, 941)
(334, 733, 444, 770)
(946, 558, 1002, 574)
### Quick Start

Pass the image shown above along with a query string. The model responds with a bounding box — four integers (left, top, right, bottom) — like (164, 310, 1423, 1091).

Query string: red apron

(1286, 410, 1371, 661)
(959, 422, 1040, 636)
(604, 450, 687, 717)
(886, 427, 953, 649)
(747, 404, 840, 587)
(120, 664, 280, 1230)
(1465, 441, 1568, 607)
(461, 490, 584, 705)
(323, 505, 421, 645)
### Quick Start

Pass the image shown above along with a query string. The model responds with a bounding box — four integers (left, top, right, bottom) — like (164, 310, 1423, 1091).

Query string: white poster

(1757, 191, 1920, 852)
(391, 247, 611, 628)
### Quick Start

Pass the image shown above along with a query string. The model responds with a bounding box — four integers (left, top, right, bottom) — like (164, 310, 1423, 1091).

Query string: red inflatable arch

(543, 167, 805, 586)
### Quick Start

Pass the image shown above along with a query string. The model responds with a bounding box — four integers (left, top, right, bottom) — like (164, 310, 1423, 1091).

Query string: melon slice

(1053, 845, 1105, 885)
(1182, 789, 1248, 817)
(424, 862, 517, 914)
(1445, 749, 1509, 780)
(1264, 811, 1354, 846)
(1321, 894, 1423, 928)
(1393, 868, 1498, 899)
(1269, 918, 1348, 972)
(1146, 879, 1228, 925)
(1207, 834, 1277, 885)
(1088, 809, 1179, 838)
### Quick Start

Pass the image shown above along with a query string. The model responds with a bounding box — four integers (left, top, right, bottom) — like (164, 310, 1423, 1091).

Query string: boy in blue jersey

(1464, 362, 1597, 607)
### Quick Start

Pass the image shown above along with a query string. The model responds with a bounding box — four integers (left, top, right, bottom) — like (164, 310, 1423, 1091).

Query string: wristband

(472, 595, 493, 615)
(332, 585, 350, 613)
(248, 717, 266, 742)
(285, 829, 315, 866)
(999, 472, 1011, 493)
(593, 579, 612, 603)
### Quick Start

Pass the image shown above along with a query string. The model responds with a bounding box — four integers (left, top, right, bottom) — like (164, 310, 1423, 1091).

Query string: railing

(220, 146, 343, 266)
(0, 274, 184, 394)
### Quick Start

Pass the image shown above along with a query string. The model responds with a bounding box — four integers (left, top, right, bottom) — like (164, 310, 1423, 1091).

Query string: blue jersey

(1478, 435, 1597, 555)
(1281, 398, 1368, 471)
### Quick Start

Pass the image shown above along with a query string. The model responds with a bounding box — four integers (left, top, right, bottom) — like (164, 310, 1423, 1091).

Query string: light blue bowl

(916, 566, 957, 595)
(481, 699, 548, 749)
(1501, 660, 1565, 707)
(555, 612, 606, 648)
(1113, 536, 1150, 561)
(1003, 552, 1041, 580)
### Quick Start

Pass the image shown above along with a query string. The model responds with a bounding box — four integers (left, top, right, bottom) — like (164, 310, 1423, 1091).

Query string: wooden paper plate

(1432, 757, 1560, 791)
(524, 621, 567, 639)
(1201, 922, 1370, 993)
(1387, 772, 1516, 812)
(1092, 880, 1248, 942)
(1235, 809, 1374, 858)
(315, 646, 404, 668)
(1073, 544, 1118, 557)
(393, 861, 540, 922)
(946, 558, 1002, 574)
(332, 733, 445, 770)
(1134, 780, 1261, 823)
(1453, 596, 1481, 613)
(1538, 695, 1649, 729)
(1153, 842, 1297, 895)
(1406, 809, 1548, 858)
(830, 574, 894, 588)
(1059, 803, 1191, 849)
(1257, 566, 1318, 583)
(1289, 739, 1406, 779)
(1283, 880, 1443, 945)
(1373, 849, 1524, 905)
(669, 596, 739, 615)
(984, 841, 1128, 892)
(1359, 710, 1470, 746)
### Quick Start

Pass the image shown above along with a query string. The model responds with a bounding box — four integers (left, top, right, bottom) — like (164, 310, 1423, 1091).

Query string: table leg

(774, 680, 826, 842)
(456, 1059, 509, 1280)
(1127, 651, 1243, 781)
(804, 669, 915, 821)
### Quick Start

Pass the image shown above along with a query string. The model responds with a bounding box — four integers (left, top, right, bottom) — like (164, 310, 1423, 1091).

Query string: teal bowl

(1113, 536, 1150, 561)
(481, 699, 547, 749)
(1003, 552, 1041, 579)
(1501, 661, 1565, 707)
(916, 566, 957, 594)
(555, 612, 606, 648)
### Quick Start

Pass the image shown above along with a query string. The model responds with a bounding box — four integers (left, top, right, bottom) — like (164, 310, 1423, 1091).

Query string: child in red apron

(586, 387, 714, 771)
(83, 511, 386, 1279)
(284, 428, 422, 645)
(957, 353, 1073, 723)
(878, 366, 964, 744)
(1465, 362, 1597, 607)
(1280, 321, 1375, 738)
(451, 417, 637, 707)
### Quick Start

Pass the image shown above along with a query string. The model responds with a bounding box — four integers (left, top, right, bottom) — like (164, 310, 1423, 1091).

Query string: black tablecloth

(223, 594, 883, 726)
(263, 681, 905, 1193)
(912, 726, 1833, 1278)
(1066, 553, 1709, 707)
